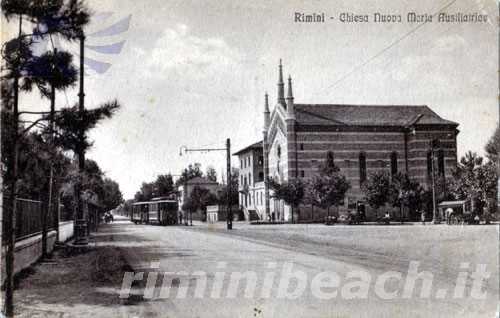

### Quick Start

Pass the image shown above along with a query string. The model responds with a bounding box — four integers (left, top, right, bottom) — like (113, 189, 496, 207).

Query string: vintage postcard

(1, 0, 498, 317)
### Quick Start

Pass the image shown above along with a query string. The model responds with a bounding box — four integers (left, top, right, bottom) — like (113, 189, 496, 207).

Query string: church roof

(294, 104, 458, 127)
(233, 141, 263, 156)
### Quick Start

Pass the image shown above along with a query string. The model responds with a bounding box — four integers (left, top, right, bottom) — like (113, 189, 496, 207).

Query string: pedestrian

(421, 210, 426, 225)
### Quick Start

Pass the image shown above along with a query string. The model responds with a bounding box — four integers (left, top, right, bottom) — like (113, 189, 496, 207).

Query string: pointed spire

(264, 92, 270, 113)
(286, 75, 295, 120)
(277, 59, 285, 106)
(264, 92, 270, 131)
(287, 75, 293, 99)
(279, 59, 284, 83)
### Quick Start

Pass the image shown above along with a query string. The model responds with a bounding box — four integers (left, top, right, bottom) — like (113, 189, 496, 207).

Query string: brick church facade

(235, 61, 459, 222)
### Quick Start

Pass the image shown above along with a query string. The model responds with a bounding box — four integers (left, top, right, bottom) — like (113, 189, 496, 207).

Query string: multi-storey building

(233, 141, 266, 220)
(236, 61, 459, 222)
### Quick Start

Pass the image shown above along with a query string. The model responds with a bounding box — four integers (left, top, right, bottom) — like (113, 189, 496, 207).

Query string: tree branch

(20, 117, 49, 135)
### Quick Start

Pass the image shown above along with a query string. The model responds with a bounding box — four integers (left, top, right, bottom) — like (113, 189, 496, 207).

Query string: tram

(131, 198, 178, 225)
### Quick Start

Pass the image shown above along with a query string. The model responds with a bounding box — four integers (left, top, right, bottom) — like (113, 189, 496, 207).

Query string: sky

(4, 0, 498, 199)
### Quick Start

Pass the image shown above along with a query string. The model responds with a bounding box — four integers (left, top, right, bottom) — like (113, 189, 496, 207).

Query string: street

(95, 218, 499, 318)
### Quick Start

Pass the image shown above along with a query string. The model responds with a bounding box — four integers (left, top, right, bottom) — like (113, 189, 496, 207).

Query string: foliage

(175, 163, 203, 186)
(362, 171, 392, 210)
(101, 178, 123, 211)
(206, 166, 217, 182)
(306, 151, 350, 213)
(485, 125, 499, 167)
(154, 174, 175, 197)
(268, 177, 305, 208)
(182, 186, 218, 220)
(134, 182, 154, 202)
(303, 179, 320, 206)
(134, 174, 175, 202)
(387, 173, 426, 213)
(1, 36, 34, 82)
(1, 0, 90, 40)
(15, 132, 70, 199)
(449, 151, 497, 213)
(22, 50, 78, 97)
(52, 100, 120, 153)
(60, 159, 123, 212)
(217, 167, 239, 205)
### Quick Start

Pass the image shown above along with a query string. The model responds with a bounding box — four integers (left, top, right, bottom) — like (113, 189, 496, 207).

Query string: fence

(2, 198, 58, 243)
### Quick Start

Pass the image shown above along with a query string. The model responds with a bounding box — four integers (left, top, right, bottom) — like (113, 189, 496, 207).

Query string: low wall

(59, 221, 74, 242)
(1, 221, 74, 284)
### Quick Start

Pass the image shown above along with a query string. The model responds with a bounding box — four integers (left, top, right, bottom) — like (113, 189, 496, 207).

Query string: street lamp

(178, 139, 233, 230)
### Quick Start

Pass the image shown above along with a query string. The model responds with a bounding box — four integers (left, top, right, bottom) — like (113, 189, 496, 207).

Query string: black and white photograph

(0, 0, 499, 317)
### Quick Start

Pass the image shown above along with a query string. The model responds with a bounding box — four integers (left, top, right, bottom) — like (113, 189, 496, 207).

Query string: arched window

(438, 149, 445, 176)
(359, 152, 367, 185)
(390, 152, 398, 176)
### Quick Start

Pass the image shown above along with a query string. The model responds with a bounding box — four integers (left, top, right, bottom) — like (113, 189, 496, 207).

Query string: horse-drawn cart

(438, 200, 474, 225)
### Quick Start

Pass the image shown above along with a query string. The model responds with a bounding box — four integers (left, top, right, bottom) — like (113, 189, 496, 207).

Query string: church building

(235, 61, 459, 222)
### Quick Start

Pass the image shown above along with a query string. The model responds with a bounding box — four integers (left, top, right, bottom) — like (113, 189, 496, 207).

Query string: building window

(249, 173, 252, 185)
(390, 152, 398, 176)
(241, 175, 243, 185)
(359, 152, 366, 185)
(427, 150, 432, 176)
(300, 170, 305, 178)
(438, 149, 445, 176)
(258, 172, 264, 182)
(240, 160, 243, 169)
(300, 143, 304, 150)
(258, 156, 263, 166)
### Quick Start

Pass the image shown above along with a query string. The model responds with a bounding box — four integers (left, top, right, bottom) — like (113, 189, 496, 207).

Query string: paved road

(98, 218, 499, 318)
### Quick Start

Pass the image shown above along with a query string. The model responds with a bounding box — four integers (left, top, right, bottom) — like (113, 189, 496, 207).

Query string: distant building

(235, 61, 459, 222)
(177, 176, 220, 220)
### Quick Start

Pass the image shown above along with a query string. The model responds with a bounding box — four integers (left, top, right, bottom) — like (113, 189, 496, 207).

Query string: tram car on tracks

(131, 198, 178, 225)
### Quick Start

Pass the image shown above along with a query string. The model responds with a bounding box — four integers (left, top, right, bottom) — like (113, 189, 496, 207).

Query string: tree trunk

(311, 204, 314, 222)
(41, 190, 48, 258)
(4, 144, 18, 318)
(4, 15, 22, 316)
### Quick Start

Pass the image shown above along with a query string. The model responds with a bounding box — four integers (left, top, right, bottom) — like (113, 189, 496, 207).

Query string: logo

(53, 11, 132, 75)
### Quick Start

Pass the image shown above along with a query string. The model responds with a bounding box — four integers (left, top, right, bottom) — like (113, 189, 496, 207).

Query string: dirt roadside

(13, 228, 148, 318)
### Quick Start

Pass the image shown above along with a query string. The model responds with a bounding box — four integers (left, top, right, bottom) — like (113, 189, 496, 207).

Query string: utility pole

(74, 34, 88, 244)
(44, 47, 58, 256)
(431, 139, 439, 224)
(226, 138, 232, 230)
(179, 139, 233, 230)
